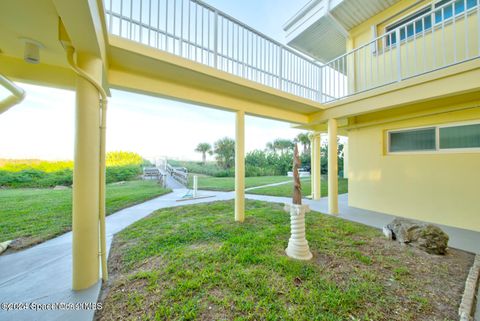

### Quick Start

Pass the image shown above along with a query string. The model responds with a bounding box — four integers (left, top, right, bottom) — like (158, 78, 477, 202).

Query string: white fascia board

(284, 0, 328, 43)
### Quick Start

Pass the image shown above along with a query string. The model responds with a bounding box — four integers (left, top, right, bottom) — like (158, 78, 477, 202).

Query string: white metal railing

(105, 0, 479, 105)
(322, 0, 480, 103)
(105, 0, 326, 103)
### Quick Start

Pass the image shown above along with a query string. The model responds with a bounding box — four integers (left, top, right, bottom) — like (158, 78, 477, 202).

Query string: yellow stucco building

(0, 0, 479, 291)
(286, 0, 480, 232)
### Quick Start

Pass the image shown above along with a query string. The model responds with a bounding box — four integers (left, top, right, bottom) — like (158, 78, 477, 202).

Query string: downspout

(65, 45, 108, 282)
(0, 75, 26, 115)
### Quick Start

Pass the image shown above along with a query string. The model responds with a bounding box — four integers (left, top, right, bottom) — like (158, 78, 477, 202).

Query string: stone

(384, 218, 449, 255)
(53, 185, 70, 190)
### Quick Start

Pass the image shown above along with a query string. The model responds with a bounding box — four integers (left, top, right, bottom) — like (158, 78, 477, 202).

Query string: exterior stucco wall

(348, 106, 480, 232)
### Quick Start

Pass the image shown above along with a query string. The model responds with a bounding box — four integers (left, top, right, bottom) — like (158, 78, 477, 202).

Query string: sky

(0, 0, 309, 162)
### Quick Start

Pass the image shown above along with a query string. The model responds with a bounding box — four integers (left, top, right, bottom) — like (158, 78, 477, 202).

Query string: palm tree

(213, 137, 235, 169)
(294, 132, 310, 155)
(195, 143, 212, 164)
(274, 139, 294, 155)
(266, 142, 276, 154)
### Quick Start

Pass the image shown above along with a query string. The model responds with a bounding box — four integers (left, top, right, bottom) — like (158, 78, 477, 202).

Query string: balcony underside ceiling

(108, 36, 323, 124)
(285, 0, 401, 62)
(330, 0, 401, 31)
(0, 0, 107, 90)
(0, 0, 69, 73)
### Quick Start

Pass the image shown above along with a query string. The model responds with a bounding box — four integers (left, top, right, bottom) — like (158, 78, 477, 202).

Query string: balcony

(320, 0, 480, 103)
(105, 0, 480, 110)
(104, 0, 325, 104)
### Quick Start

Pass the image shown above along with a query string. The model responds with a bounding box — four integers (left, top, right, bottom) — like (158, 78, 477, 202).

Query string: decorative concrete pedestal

(284, 203, 312, 260)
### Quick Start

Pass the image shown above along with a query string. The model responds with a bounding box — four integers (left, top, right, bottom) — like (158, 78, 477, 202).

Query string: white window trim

(382, 0, 479, 49)
(386, 120, 480, 155)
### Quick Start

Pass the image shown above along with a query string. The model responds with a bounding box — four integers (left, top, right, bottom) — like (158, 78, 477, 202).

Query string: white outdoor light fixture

(20, 38, 44, 64)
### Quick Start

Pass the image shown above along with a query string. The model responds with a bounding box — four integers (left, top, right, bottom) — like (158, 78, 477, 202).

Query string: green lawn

(187, 175, 294, 191)
(0, 181, 171, 248)
(247, 178, 348, 197)
(98, 200, 468, 321)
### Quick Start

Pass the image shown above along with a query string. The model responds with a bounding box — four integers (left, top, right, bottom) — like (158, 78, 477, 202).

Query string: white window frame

(383, 0, 479, 48)
(387, 120, 480, 155)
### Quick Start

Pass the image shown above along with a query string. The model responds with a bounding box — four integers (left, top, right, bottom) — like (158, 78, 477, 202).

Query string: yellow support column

(328, 119, 339, 215)
(313, 133, 321, 200)
(235, 110, 245, 222)
(343, 138, 349, 179)
(72, 52, 102, 290)
(309, 133, 315, 199)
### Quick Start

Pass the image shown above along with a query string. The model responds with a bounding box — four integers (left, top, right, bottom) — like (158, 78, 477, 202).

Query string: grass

(0, 180, 171, 247)
(187, 175, 294, 191)
(247, 178, 348, 197)
(98, 200, 472, 321)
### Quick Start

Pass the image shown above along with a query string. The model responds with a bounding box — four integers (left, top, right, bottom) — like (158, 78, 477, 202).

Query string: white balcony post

(396, 28, 402, 81)
(214, 10, 219, 69)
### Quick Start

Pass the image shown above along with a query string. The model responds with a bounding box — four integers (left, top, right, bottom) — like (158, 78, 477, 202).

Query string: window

(386, 7, 432, 46)
(384, 0, 479, 46)
(389, 128, 436, 152)
(388, 122, 480, 153)
(435, 0, 478, 24)
(439, 123, 480, 149)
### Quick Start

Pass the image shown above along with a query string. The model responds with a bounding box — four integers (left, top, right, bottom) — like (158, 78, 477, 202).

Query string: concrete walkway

(0, 190, 478, 321)
(244, 180, 291, 191)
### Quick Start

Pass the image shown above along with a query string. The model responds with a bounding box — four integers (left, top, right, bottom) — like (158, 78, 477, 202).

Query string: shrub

(105, 165, 142, 183)
(0, 152, 146, 188)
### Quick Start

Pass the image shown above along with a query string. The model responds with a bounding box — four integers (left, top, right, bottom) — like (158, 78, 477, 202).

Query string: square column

(72, 52, 102, 290)
(343, 138, 349, 179)
(235, 110, 245, 222)
(309, 133, 315, 198)
(328, 119, 339, 215)
(312, 133, 321, 200)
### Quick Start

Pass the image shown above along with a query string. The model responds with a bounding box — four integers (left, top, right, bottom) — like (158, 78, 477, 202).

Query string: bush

(106, 151, 143, 166)
(105, 165, 142, 183)
(0, 152, 146, 188)
(0, 169, 73, 188)
(168, 160, 231, 177)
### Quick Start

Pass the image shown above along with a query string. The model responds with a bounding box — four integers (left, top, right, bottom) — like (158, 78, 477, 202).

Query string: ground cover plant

(98, 200, 472, 321)
(0, 181, 171, 249)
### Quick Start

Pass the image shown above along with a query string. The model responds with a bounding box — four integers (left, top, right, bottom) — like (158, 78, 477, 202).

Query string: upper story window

(385, 0, 479, 46)
(435, 0, 478, 23)
(386, 7, 432, 46)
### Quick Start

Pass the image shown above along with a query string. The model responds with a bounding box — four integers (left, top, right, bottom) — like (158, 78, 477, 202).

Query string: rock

(382, 226, 393, 239)
(384, 218, 449, 255)
(53, 185, 70, 190)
